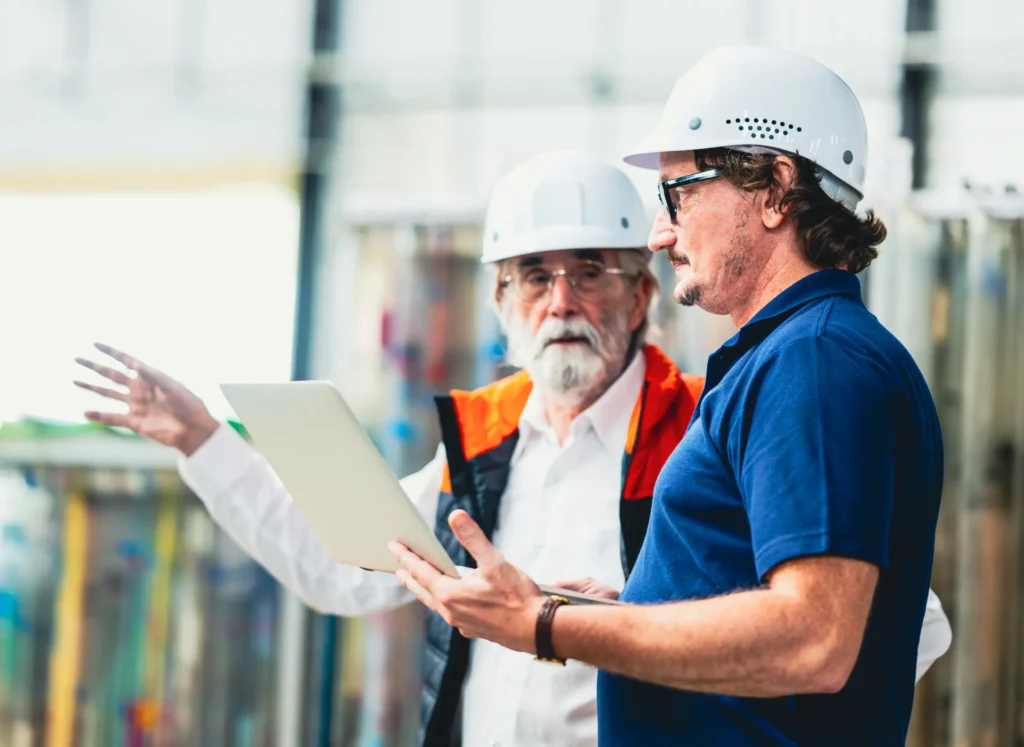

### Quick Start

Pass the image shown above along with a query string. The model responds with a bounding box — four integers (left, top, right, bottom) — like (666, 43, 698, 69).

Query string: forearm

(179, 425, 414, 616)
(552, 588, 854, 697)
(206, 472, 413, 615)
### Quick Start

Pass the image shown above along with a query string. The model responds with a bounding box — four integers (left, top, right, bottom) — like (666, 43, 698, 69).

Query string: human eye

(576, 263, 604, 282)
(522, 267, 552, 287)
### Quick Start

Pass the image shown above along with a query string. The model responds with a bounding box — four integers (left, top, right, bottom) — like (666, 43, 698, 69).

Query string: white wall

(0, 0, 313, 178)
(926, 0, 1024, 188)
(333, 0, 907, 206)
(0, 187, 299, 423)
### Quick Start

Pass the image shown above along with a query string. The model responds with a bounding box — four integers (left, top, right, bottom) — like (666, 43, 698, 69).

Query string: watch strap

(534, 595, 570, 665)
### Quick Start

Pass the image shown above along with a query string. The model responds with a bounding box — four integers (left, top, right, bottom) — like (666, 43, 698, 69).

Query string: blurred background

(1, 0, 1023, 745)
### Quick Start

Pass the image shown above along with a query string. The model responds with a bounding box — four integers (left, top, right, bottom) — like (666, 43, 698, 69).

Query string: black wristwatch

(534, 595, 570, 665)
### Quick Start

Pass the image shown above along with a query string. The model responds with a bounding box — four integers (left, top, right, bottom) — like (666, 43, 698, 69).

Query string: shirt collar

(723, 268, 863, 351)
(519, 349, 647, 453)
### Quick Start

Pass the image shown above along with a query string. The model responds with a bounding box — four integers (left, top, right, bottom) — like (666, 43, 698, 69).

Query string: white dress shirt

(178, 352, 952, 747)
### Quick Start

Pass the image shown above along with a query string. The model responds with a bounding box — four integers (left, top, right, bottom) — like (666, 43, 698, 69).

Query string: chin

(674, 280, 703, 308)
(531, 347, 611, 404)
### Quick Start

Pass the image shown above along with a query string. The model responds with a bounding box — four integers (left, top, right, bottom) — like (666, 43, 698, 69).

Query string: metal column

(946, 202, 1024, 747)
(288, 1, 344, 746)
(899, 0, 935, 189)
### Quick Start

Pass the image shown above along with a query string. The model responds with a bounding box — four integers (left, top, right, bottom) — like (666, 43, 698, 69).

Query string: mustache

(530, 318, 603, 357)
(666, 248, 689, 265)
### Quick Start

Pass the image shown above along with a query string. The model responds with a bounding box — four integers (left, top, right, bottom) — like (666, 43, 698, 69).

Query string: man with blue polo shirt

(391, 46, 944, 746)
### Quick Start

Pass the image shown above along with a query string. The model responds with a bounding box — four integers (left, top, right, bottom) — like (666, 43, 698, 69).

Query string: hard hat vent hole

(493, 232, 499, 242)
(621, 217, 629, 228)
(731, 119, 799, 137)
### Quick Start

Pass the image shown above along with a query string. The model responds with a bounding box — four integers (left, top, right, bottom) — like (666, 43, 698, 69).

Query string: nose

(545, 273, 579, 319)
(648, 208, 676, 254)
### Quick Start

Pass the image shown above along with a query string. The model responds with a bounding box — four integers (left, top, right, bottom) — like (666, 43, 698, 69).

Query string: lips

(546, 336, 589, 347)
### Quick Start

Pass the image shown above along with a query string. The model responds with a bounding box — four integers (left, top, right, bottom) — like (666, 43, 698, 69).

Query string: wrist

(549, 602, 590, 665)
(177, 417, 220, 457)
(534, 595, 570, 665)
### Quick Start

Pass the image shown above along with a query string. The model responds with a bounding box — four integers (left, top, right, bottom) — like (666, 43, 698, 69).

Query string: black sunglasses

(658, 168, 720, 223)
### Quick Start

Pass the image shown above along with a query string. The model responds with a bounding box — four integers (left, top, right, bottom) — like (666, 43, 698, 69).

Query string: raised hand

(74, 343, 219, 456)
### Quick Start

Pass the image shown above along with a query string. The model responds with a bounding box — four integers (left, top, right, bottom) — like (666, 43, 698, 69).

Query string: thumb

(449, 510, 502, 567)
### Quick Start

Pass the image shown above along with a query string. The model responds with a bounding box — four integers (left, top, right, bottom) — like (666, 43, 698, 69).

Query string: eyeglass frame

(658, 168, 721, 223)
(499, 262, 635, 303)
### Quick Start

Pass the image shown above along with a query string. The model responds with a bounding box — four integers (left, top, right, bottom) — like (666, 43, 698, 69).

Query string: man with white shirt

(75, 149, 951, 747)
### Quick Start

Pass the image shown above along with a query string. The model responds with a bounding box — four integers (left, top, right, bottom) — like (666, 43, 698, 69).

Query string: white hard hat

(481, 150, 651, 264)
(624, 46, 868, 211)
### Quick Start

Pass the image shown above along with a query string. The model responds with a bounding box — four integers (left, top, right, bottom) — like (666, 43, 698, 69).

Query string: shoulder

(759, 298, 906, 391)
(444, 370, 532, 420)
(440, 371, 531, 461)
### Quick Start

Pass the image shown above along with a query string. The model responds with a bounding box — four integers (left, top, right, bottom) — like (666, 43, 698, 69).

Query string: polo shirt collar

(723, 269, 863, 351)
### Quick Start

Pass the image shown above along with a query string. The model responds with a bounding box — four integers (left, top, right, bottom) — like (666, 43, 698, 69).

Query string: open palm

(74, 343, 219, 456)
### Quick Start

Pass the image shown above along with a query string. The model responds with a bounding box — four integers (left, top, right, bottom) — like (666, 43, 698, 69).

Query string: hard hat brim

(481, 225, 648, 264)
(621, 142, 665, 171)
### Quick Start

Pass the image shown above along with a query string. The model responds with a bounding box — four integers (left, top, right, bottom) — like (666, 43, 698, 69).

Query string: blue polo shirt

(598, 269, 943, 746)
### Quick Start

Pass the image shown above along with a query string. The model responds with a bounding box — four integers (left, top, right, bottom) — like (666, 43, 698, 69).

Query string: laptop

(220, 380, 621, 605)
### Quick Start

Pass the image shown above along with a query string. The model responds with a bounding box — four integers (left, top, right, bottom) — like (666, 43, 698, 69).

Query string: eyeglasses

(501, 261, 634, 303)
(658, 168, 720, 223)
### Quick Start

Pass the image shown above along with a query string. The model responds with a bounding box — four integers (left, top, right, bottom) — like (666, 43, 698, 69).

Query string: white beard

(503, 308, 632, 408)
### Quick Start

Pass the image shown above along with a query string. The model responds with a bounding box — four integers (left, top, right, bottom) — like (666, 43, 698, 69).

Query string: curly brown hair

(694, 148, 886, 274)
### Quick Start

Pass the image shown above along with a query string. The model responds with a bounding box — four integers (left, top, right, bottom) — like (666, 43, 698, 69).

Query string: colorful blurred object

(0, 421, 280, 747)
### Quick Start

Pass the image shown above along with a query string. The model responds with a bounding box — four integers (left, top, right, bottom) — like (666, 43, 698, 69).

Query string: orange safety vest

(419, 344, 704, 746)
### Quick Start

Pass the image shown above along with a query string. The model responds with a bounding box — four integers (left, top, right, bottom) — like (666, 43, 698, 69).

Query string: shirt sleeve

(916, 588, 952, 681)
(177, 423, 445, 616)
(734, 336, 897, 581)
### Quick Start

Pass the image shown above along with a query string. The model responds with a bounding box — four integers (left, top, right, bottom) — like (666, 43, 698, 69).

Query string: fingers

(126, 377, 156, 404)
(84, 411, 133, 429)
(448, 510, 503, 567)
(549, 577, 620, 600)
(389, 541, 445, 589)
(73, 380, 128, 403)
(390, 541, 459, 621)
(396, 569, 438, 611)
(93, 343, 176, 389)
(74, 358, 132, 387)
(551, 578, 592, 592)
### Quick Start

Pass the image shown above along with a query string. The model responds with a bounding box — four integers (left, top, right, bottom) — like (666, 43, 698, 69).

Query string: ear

(628, 273, 654, 333)
(492, 264, 508, 312)
(760, 156, 796, 230)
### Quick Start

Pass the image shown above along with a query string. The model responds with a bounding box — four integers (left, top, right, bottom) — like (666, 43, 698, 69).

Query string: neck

(538, 352, 635, 444)
(730, 238, 820, 328)
(542, 398, 593, 445)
